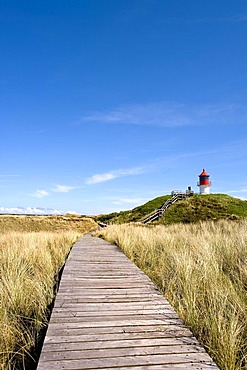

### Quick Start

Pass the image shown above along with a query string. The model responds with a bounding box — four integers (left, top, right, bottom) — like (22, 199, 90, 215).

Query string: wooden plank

(53, 303, 172, 310)
(57, 288, 158, 294)
(100, 366, 218, 370)
(59, 279, 152, 285)
(48, 318, 184, 326)
(103, 365, 218, 369)
(54, 297, 164, 304)
(45, 324, 192, 338)
(38, 353, 218, 369)
(40, 344, 205, 361)
(45, 323, 192, 341)
(59, 284, 154, 289)
(52, 309, 177, 316)
(54, 293, 163, 299)
(58, 286, 158, 298)
(37, 234, 219, 370)
(43, 332, 193, 345)
(41, 337, 199, 351)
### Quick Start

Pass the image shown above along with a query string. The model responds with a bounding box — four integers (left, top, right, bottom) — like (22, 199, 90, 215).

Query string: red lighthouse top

(199, 168, 210, 177)
(198, 168, 210, 186)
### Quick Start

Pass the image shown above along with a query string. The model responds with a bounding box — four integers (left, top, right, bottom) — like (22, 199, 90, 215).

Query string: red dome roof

(199, 168, 210, 177)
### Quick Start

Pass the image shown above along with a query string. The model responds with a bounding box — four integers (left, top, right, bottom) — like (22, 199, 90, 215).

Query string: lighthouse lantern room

(197, 169, 211, 194)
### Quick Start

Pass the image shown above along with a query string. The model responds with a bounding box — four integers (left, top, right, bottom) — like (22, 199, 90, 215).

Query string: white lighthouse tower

(197, 169, 211, 194)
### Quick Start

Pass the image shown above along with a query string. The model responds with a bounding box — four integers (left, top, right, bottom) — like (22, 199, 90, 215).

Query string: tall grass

(0, 214, 97, 233)
(0, 231, 80, 369)
(97, 220, 247, 370)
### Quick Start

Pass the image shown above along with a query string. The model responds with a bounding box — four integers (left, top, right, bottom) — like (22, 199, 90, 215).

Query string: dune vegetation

(97, 220, 247, 370)
(0, 215, 97, 369)
(0, 214, 97, 233)
(96, 194, 247, 225)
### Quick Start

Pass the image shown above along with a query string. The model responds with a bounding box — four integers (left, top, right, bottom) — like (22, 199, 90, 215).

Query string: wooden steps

(37, 234, 219, 370)
(140, 192, 188, 224)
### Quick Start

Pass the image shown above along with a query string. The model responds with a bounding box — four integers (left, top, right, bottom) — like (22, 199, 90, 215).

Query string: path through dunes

(37, 234, 219, 369)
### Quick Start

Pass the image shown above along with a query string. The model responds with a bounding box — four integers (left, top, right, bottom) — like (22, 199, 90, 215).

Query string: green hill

(162, 194, 247, 224)
(97, 195, 171, 224)
(96, 194, 247, 225)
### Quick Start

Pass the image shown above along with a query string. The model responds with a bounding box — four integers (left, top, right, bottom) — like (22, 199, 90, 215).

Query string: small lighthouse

(197, 169, 211, 194)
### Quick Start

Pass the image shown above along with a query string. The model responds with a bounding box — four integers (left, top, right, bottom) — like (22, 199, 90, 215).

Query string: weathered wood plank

(56, 289, 158, 296)
(54, 297, 164, 304)
(48, 318, 184, 326)
(45, 324, 192, 338)
(97, 365, 218, 369)
(53, 302, 172, 310)
(41, 337, 199, 351)
(40, 344, 205, 361)
(54, 295, 162, 300)
(37, 234, 219, 370)
(38, 353, 217, 369)
(52, 309, 177, 316)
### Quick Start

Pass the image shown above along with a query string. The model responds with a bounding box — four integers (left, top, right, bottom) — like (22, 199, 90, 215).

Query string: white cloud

(31, 190, 50, 198)
(229, 14, 247, 22)
(31, 184, 79, 198)
(86, 167, 145, 185)
(52, 185, 78, 193)
(225, 193, 247, 201)
(80, 102, 246, 127)
(0, 207, 63, 215)
(86, 173, 118, 185)
(228, 188, 247, 194)
(82, 102, 190, 127)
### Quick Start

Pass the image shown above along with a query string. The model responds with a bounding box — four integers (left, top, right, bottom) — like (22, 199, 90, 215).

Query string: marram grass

(0, 231, 80, 369)
(97, 220, 247, 370)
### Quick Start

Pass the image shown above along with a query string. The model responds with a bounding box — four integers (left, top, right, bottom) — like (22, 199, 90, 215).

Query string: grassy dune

(97, 220, 247, 370)
(0, 214, 97, 233)
(0, 215, 98, 369)
(96, 194, 247, 225)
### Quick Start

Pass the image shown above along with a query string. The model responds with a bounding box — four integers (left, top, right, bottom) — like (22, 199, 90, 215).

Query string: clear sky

(1, 0, 247, 215)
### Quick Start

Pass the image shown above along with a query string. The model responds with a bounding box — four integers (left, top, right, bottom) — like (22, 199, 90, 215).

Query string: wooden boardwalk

(37, 234, 219, 370)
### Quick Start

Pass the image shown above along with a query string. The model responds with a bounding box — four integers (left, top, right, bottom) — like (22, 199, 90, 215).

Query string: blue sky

(1, 0, 247, 215)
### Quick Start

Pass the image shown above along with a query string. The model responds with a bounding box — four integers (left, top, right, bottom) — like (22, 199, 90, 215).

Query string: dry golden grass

(0, 214, 97, 233)
(0, 231, 81, 369)
(0, 215, 98, 369)
(97, 220, 247, 370)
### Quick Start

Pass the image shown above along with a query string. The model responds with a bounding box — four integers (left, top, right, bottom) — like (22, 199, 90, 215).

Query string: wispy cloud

(86, 167, 145, 185)
(52, 184, 79, 193)
(227, 188, 247, 201)
(228, 188, 247, 194)
(230, 14, 247, 22)
(0, 207, 63, 215)
(31, 184, 79, 198)
(87, 173, 116, 184)
(80, 102, 246, 127)
(31, 190, 50, 198)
